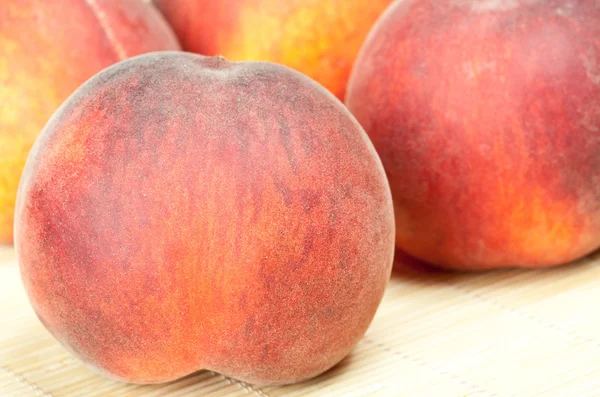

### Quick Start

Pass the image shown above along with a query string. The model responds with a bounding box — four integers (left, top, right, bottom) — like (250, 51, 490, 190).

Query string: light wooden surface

(1, 246, 599, 397)
(0, 245, 15, 263)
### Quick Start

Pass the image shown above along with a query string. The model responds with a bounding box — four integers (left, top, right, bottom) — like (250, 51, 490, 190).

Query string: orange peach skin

(15, 52, 395, 384)
(153, 0, 392, 99)
(346, 0, 600, 270)
(0, 0, 180, 244)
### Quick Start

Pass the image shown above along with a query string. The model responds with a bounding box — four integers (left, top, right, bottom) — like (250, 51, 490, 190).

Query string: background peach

(346, 0, 600, 270)
(154, 0, 393, 99)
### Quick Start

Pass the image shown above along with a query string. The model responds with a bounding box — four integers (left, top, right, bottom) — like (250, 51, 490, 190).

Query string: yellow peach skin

(154, 0, 393, 99)
(0, 0, 180, 243)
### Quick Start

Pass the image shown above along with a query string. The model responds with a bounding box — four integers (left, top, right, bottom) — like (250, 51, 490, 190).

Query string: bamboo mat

(1, 246, 599, 397)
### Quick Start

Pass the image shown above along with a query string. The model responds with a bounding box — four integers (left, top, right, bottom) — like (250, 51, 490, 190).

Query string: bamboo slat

(1, 247, 599, 396)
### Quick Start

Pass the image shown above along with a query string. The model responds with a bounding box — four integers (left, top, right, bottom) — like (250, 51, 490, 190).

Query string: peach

(0, 0, 180, 244)
(15, 52, 395, 385)
(153, 0, 393, 99)
(346, 0, 600, 270)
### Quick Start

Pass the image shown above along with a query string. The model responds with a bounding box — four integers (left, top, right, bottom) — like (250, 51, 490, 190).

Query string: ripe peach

(153, 0, 393, 99)
(16, 52, 395, 385)
(0, 0, 180, 244)
(346, 0, 600, 270)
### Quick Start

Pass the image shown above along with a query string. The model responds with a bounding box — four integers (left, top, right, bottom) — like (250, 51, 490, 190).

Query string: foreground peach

(154, 0, 392, 100)
(16, 52, 395, 385)
(0, 0, 180, 244)
(346, 0, 600, 270)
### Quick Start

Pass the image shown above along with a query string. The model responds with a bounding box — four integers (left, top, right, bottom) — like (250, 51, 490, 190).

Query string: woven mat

(1, 246, 599, 397)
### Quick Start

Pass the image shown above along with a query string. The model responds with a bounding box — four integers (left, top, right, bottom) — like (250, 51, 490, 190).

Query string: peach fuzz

(15, 52, 395, 385)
